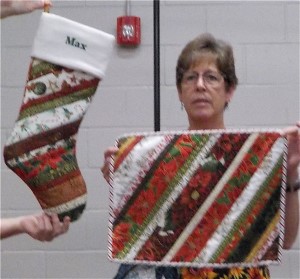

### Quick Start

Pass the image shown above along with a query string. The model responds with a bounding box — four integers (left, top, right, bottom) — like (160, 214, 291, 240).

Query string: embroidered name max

(66, 36, 87, 50)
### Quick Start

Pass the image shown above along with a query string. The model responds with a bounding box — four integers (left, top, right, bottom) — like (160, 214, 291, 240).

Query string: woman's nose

(196, 75, 206, 89)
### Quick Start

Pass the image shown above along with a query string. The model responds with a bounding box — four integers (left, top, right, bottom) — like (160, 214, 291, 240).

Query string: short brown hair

(176, 33, 238, 91)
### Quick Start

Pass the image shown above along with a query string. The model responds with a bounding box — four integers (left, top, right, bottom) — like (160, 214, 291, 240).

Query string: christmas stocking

(3, 12, 114, 222)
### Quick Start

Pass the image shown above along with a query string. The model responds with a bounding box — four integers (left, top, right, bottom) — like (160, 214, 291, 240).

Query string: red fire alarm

(117, 0, 141, 46)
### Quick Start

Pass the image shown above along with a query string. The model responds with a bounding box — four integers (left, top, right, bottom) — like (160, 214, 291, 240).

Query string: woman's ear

(177, 85, 183, 102)
(226, 85, 235, 103)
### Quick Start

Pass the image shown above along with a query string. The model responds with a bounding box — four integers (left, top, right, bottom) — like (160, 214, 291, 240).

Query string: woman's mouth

(192, 98, 210, 105)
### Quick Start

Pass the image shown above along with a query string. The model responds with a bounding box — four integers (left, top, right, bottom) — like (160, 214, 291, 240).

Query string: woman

(101, 33, 300, 279)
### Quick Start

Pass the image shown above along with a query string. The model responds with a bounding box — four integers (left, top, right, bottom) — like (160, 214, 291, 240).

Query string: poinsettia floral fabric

(109, 131, 287, 268)
(3, 58, 99, 220)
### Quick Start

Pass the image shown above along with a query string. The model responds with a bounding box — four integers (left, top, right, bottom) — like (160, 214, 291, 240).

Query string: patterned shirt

(113, 264, 270, 279)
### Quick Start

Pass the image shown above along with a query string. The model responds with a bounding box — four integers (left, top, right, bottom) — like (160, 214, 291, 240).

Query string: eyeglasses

(182, 71, 224, 88)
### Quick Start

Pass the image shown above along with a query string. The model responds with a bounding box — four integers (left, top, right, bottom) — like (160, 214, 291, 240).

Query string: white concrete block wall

(1, 1, 299, 278)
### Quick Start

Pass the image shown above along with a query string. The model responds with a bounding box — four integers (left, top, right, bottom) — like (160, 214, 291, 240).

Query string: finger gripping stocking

(3, 13, 114, 222)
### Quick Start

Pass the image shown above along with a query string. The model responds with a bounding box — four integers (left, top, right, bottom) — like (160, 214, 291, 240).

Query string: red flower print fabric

(108, 130, 287, 268)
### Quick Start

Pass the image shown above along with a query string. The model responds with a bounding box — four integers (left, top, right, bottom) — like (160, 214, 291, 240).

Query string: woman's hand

(101, 146, 118, 183)
(1, 213, 70, 241)
(282, 121, 300, 185)
(20, 213, 70, 242)
(1, 0, 52, 19)
(281, 121, 300, 249)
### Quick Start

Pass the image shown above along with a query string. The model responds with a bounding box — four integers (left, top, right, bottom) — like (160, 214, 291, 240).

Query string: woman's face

(178, 57, 234, 130)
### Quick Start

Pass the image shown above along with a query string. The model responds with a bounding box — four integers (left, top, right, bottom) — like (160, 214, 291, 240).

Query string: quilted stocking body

(3, 12, 114, 221)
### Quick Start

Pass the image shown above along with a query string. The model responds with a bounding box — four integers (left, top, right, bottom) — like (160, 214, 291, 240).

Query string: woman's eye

(186, 74, 197, 81)
(206, 74, 218, 81)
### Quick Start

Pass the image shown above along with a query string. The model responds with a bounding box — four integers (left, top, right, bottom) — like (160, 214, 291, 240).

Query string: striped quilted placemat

(108, 130, 287, 268)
